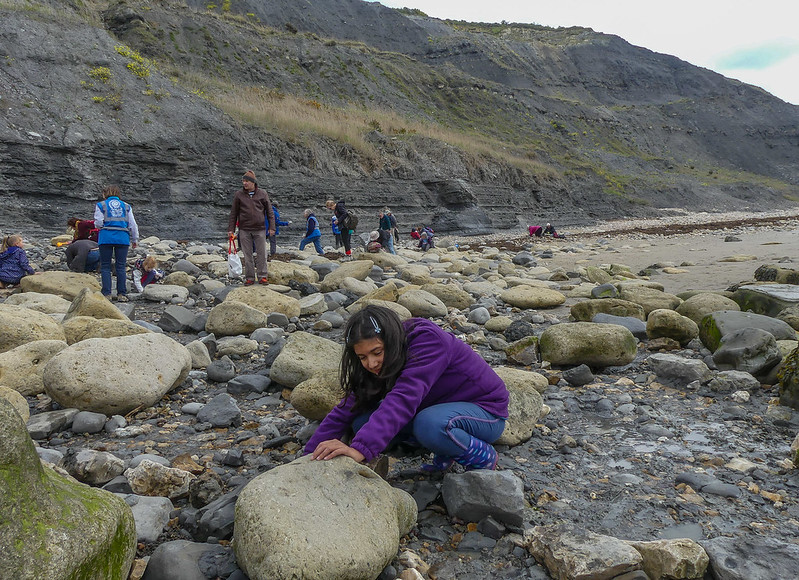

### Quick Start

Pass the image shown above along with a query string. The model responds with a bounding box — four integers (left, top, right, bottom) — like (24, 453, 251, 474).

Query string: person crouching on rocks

(133, 255, 164, 292)
(0, 234, 36, 288)
(305, 305, 509, 471)
(65, 238, 100, 273)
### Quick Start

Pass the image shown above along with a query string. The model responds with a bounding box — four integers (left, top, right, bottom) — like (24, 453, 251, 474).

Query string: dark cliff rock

(1, 0, 797, 241)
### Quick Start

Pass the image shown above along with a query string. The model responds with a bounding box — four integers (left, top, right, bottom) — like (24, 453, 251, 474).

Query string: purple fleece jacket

(304, 318, 509, 462)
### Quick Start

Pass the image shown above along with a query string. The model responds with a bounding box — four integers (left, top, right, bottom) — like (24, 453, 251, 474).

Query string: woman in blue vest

(93, 185, 139, 301)
(298, 208, 324, 255)
(267, 201, 290, 257)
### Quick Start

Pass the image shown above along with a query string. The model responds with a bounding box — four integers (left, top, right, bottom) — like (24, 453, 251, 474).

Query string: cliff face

(1, 0, 797, 240)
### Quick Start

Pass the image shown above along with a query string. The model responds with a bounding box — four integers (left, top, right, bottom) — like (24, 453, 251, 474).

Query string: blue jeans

(299, 233, 324, 255)
(353, 402, 506, 458)
(382, 231, 396, 254)
(99, 244, 128, 297)
(84, 250, 100, 272)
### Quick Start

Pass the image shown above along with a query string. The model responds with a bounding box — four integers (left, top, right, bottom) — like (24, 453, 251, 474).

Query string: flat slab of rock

(699, 310, 797, 352)
(525, 523, 643, 580)
(19, 271, 101, 300)
(0, 304, 66, 354)
(733, 283, 799, 317)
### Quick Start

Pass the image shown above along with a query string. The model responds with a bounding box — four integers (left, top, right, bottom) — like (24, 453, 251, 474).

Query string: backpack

(342, 209, 359, 231)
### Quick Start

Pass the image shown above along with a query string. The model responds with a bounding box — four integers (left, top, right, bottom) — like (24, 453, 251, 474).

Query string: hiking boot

(116, 295, 129, 303)
(258, 277, 269, 285)
(420, 454, 455, 472)
(244, 279, 255, 286)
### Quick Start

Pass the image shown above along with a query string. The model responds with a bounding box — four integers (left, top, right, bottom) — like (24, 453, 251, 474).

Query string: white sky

(370, 0, 799, 105)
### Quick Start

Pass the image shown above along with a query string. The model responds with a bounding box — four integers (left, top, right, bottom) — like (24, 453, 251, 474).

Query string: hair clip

(369, 316, 382, 334)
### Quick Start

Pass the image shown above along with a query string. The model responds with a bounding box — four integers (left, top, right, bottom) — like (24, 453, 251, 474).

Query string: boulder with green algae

(778, 347, 799, 411)
(732, 284, 799, 318)
(699, 310, 797, 352)
(0, 398, 136, 579)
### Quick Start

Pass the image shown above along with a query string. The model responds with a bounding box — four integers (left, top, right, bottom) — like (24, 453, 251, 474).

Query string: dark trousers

(99, 244, 128, 296)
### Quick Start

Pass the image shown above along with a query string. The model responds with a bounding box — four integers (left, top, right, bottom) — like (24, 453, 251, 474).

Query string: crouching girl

(305, 305, 509, 471)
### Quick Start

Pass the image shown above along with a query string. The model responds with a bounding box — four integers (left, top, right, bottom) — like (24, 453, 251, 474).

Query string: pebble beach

(2, 208, 799, 579)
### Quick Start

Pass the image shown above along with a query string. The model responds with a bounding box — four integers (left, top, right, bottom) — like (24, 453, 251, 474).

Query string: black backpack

(342, 209, 359, 231)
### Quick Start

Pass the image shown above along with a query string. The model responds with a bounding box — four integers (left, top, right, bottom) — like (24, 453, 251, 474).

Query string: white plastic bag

(228, 238, 242, 278)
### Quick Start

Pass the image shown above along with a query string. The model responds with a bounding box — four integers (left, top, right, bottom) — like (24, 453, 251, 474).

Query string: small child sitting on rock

(0, 234, 36, 288)
(133, 255, 164, 292)
(305, 305, 509, 472)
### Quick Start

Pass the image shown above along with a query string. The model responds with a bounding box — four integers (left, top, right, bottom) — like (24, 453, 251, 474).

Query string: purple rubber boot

(454, 437, 498, 470)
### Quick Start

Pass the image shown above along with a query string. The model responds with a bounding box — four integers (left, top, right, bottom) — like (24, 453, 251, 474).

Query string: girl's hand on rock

(311, 439, 365, 463)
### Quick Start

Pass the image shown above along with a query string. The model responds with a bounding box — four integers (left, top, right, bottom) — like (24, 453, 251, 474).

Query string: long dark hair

(340, 305, 409, 413)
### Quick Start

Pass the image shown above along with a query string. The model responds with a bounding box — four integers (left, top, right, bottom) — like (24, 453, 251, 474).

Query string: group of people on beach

(2, 169, 509, 473)
(528, 222, 564, 238)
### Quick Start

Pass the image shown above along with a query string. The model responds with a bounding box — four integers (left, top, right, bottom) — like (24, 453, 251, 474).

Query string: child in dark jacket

(0, 235, 36, 287)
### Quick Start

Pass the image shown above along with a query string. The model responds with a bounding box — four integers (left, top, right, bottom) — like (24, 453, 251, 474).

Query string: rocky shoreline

(2, 215, 799, 579)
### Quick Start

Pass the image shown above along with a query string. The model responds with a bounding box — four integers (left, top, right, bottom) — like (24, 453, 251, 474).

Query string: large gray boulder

(0, 340, 68, 396)
(494, 367, 547, 446)
(647, 353, 713, 386)
(0, 304, 66, 353)
(43, 334, 192, 415)
(0, 398, 136, 579)
(270, 332, 343, 388)
(234, 456, 416, 580)
(699, 310, 797, 352)
(442, 470, 525, 527)
(142, 284, 190, 303)
(539, 322, 638, 368)
(712, 328, 782, 375)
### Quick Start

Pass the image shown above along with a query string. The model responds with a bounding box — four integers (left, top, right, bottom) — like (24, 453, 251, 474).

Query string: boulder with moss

(0, 398, 136, 579)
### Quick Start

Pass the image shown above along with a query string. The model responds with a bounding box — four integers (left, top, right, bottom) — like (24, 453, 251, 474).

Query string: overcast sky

(368, 0, 799, 105)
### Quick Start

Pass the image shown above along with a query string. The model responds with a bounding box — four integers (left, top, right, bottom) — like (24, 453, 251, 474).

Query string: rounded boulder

(43, 333, 192, 415)
(540, 322, 638, 367)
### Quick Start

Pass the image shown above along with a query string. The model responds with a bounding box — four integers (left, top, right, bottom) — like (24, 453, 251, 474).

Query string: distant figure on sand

(528, 225, 543, 237)
(543, 223, 565, 238)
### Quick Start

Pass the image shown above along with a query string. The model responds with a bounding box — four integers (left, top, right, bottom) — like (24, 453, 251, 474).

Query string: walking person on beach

(94, 185, 139, 301)
(305, 305, 508, 471)
(267, 201, 290, 257)
(331, 215, 342, 249)
(326, 199, 354, 257)
(378, 208, 396, 254)
(228, 170, 275, 285)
